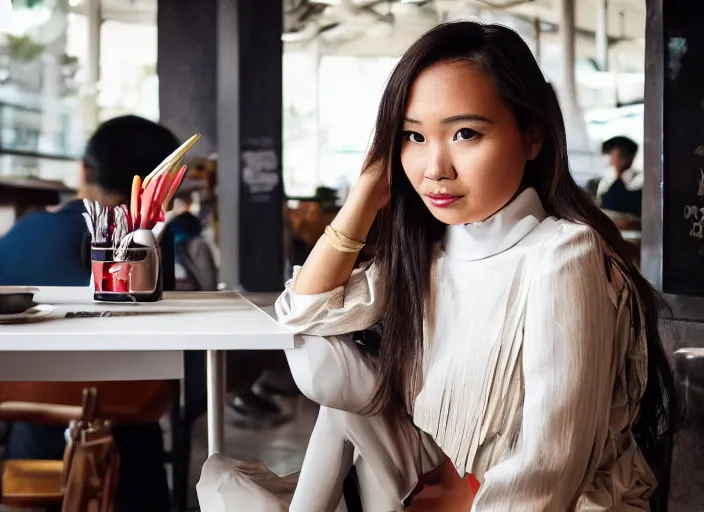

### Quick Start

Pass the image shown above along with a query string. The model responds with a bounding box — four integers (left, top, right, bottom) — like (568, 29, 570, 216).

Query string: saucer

(0, 304, 54, 323)
(0, 287, 39, 295)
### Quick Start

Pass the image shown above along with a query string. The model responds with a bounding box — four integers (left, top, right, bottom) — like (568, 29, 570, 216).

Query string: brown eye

(454, 128, 479, 141)
(405, 132, 426, 144)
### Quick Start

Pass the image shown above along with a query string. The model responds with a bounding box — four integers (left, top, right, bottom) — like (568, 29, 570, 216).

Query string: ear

(79, 162, 90, 187)
(524, 126, 544, 161)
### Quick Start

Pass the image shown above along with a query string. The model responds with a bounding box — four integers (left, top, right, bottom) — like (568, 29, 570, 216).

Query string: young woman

(198, 21, 675, 512)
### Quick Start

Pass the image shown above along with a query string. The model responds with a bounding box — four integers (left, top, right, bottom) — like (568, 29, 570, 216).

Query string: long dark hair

(364, 21, 676, 494)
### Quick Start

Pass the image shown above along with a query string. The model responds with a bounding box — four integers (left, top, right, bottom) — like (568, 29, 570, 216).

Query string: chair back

(0, 380, 176, 425)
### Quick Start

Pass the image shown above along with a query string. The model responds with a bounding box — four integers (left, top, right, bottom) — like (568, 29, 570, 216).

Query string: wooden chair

(0, 381, 175, 510)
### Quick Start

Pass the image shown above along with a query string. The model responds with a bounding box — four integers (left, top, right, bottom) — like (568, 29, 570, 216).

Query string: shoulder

(41, 208, 87, 235)
(1, 208, 84, 246)
(527, 218, 604, 278)
(520, 220, 612, 320)
(0, 211, 52, 242)
(528, 216, 601, 249)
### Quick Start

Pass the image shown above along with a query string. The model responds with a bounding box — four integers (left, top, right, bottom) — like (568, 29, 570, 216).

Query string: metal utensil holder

(91, 243, 163, 302)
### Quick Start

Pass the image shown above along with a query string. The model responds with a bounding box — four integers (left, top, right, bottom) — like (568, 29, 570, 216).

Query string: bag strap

(81, 387, 98, 425)
(61, 388, 99, 489)
(175, 240, 202, 291)
(62, 436, 120, 512)
(61, 387, 120, 512)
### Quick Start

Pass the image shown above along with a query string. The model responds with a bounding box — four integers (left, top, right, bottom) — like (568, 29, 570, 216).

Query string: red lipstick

(425, 193, 462, 207)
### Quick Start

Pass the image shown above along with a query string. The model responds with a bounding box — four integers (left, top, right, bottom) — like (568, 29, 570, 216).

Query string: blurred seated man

(0, 115, 178, 511)
(167, 184, 219, 292)
(287, 187, 340, 266)
(586, 136, 643, 218)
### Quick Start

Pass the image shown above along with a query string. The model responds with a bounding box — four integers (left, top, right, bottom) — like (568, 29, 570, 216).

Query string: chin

(424, 204, 477, 225)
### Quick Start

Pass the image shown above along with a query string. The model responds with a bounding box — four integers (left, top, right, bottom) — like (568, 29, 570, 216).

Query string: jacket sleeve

(275, 261, 383, 336)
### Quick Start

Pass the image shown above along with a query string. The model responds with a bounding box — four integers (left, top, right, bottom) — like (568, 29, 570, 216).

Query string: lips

(424, 193, 462, 207)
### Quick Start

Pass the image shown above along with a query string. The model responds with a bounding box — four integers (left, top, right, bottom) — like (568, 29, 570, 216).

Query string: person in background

(586, 136, 643, 218)
(0, 115, 178, 511)
(288, 187, 340, 266)
(168, 184, 219, 292)
(200, 154, 220, 254)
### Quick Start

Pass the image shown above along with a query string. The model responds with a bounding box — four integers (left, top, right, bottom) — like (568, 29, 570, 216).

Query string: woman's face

(400, 60, 541, 225)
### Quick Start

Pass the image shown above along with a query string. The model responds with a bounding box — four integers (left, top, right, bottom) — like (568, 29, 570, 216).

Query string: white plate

(0, 287, 39, 296)
(0, 304, 54, 323)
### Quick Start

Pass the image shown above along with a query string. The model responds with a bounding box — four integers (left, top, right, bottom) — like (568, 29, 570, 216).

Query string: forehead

(405, 61, 503, 120)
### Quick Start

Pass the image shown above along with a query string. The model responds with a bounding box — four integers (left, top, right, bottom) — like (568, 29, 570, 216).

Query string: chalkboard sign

(662, 1, 704, 296)
(236, 0, 285, 293)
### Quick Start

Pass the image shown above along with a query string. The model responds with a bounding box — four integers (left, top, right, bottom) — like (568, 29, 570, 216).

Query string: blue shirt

(0, 200, 91, 286)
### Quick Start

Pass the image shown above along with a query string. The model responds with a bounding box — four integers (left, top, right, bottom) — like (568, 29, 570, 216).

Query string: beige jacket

(276, 189, 655, 511)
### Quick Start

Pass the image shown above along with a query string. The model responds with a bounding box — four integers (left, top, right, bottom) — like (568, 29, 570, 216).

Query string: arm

(472, 226, 616, 511)
(276, 164, 388, 336)
(292, 164, 387, 295)
(275, 262, 382, 336)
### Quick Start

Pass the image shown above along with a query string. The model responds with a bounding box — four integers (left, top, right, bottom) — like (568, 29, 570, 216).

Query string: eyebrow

(404, 114, 492, 125)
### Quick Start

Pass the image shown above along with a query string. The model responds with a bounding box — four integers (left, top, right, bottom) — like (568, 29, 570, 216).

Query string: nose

(423, 145, 456, 182)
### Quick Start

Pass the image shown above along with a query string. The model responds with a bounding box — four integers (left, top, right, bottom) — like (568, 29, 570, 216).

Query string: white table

(0, 287, 294, 455)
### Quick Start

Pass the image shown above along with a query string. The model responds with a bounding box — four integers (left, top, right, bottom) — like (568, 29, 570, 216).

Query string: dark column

(158, 0, 284, 292)
(157, 0, 218, 155)
(644, 1, 704, 510)
(228, 0, 284, 293)
(644, 0, 704, 317)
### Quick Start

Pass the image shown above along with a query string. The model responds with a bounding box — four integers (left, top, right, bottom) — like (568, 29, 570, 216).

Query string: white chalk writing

(242, 150, 279, 194)
(684, 204, 704, 239)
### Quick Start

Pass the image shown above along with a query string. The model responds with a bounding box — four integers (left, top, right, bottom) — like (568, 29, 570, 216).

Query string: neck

(472, 184, 528, 224)
(445, 187, 546, 262)
(78, 184, 124, 207)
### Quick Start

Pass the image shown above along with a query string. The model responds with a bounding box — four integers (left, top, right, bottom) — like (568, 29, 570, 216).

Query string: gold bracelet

(330, 225, 365, 246)
(323, 225, 366, 253)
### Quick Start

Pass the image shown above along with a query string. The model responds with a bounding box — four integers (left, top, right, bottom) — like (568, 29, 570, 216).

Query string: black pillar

(158, 0, 284, 292)
(230, 0, 284, 293)
(643, 0, 704, 318)
(157, 0, 217, 155)
(644, 1, 704, 510)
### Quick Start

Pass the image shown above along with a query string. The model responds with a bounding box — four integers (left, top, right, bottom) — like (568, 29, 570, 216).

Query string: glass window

(0, 152, 77, 187)
(99, 17, 158, 122)
(317, 56, 397, 195)
(0, 0, 159, 188)
(282, 52, 397, 199)
(0, 1, 85, 162)
(282, 50, 318, 198)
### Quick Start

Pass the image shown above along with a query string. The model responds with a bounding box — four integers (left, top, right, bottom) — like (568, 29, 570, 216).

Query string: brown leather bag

(60, 388, 120, 512)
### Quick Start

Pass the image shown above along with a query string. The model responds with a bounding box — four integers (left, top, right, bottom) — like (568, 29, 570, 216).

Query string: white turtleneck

(275, 188, 654, 511)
